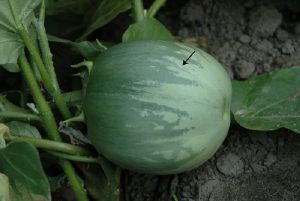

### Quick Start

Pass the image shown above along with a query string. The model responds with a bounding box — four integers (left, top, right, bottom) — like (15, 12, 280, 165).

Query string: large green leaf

(0, 141, 50, 200)
(0, 0, 41, 70)
(122, 17, 173, 42)
(0, 173, 49, 201)
(45, 0, 92, 16)
(232, 66, 300, 134)
(0, 173, 11, 201)
(0, 30, 23, 71)
(79, 0, 131, 40)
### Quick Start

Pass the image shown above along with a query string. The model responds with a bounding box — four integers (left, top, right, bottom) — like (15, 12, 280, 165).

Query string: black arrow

(182, 50, 195, 65)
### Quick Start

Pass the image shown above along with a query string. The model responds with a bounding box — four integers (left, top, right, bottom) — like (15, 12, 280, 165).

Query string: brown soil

(125, 0, 300, 200)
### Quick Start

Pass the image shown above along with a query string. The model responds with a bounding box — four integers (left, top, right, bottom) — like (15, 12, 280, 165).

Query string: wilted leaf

(59, 123, 91, 145)
(48, 174, 66, 192)
(6, 121, 41, 138)
(232, 66, 300, 133)
(79, 0, 131, 40)
(122, 17, 173, 42)
(0, 141, 50, 200)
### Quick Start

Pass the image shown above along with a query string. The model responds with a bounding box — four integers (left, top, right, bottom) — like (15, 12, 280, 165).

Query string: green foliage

(79, 159, 120, 201)
(79, 0, 131, 40)
(0, 141, 50, 200)
(6, 121, 41, 138)
(48, 35, 107, 59)
(0, 0, 41, 70)
(0, 95, 40, 123)
(232, 66, 300, 134)
(45, 0, 92, 16)
(0, 173, 10, 201)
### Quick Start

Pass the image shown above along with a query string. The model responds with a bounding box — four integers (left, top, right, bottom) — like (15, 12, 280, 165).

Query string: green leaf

(0, 0, 41, 31)
(0, 0, 41, 70)
(0, 173, 50, 201)
(0, 95, 40, 123)
(6, 121, 41, 138)
(0, 173, 11, 201)
(62, 90, 83, 107)
(0, 30, 23, 71)
(1, 63, 20, 73)
(45, 0, 92, 16)
(0, 141, 50, 200)
(48, 35, 106, 59)
(79, 0, 131, 40)
(0, 123, 9, 148)
(122, 17, 173, 42)
(79, 162, 120, 201)
(231, 66, 300, 134)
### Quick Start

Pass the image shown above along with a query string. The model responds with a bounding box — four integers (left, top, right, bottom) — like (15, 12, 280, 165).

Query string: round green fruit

(83, 40, 232, 175)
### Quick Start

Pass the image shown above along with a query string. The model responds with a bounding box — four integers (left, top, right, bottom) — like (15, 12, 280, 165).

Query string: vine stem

(18, 55, 89, 201)
(19, 29, 72, 119)
(18, 56, 61, 141)
(6, 135, 91, 156)
(0, 112, 41, 123)
(147, 0, 167, 18)
(0, 96, 41, 122)
(60, 160, 89, 201)
(48, 151, 99, 163)
(130, 0, 145, 23)
(9, 0, 71, 120)
(34, 0, 72, 119)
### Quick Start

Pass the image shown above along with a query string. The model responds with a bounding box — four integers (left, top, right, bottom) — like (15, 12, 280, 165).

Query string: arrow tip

(182, 60, 188, 65)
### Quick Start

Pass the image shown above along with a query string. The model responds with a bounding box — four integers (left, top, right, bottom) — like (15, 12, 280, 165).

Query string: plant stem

(0, 95, 30, 113)
(7, 135, 91, 156)
(0, 112, 41, 122)
(19, 29, 72, 119)
(33, 1, 72, 119)
(48, 151, 99, 163)
(9, 0, 71, 120)
(171, 192, 179, 201)
(147, 0, 167, 18)
(18, 55, 89, 201)
(131, 0, 145, 23)
(18, 55, 61, 141)
(60, 160, 89, 201)
(64, 112, 85, 124)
